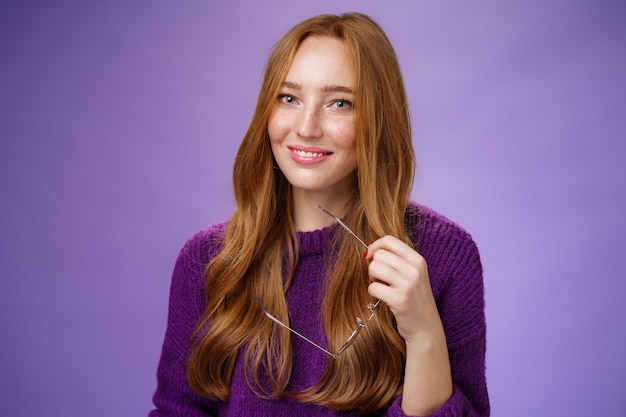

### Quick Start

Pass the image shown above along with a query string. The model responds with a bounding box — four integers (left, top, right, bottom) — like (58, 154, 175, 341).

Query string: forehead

(284, 36, 354, 88)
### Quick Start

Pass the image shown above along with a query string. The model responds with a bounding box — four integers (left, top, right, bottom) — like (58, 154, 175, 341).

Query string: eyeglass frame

(254, 205, 381, 359)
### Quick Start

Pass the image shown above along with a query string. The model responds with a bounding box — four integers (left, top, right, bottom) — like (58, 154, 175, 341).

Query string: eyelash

(332, 99, 352, 109)
(277, 94, 353, 109)
(278, 94, 296, 104)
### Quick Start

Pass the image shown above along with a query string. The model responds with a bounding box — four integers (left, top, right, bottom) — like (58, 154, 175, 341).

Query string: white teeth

(293, 149, 326, 158)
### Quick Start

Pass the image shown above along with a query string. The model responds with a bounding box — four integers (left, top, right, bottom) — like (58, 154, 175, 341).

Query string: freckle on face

(268, 36, 357, 201)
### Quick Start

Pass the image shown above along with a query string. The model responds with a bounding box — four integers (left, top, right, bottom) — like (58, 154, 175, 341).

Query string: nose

(295, 107, 323, 139)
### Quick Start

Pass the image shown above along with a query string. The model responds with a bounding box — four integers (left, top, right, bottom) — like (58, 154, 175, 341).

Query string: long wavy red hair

(187, 13, 415, 414)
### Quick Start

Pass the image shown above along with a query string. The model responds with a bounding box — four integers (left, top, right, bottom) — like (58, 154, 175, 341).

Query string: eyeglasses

(254, 205, 381, 359)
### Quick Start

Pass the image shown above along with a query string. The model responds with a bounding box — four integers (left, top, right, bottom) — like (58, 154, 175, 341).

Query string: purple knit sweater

(149, 203, 489, 416)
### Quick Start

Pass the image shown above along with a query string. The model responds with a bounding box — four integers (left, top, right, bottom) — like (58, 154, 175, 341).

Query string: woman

(150, 12, 489, 417)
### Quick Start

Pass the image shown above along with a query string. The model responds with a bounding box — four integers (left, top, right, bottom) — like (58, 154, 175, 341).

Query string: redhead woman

(150, 12, 489, 417)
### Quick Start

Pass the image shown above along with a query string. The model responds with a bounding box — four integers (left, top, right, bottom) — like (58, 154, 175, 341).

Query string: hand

(364, 235, 453, 415)
(364, 235, 441, 346)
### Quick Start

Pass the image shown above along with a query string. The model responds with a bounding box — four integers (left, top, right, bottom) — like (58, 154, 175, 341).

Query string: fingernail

(362, 249, 368, 258)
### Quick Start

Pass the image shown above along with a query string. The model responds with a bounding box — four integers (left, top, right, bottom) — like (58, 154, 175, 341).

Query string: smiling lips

(289, 146, 332, 164)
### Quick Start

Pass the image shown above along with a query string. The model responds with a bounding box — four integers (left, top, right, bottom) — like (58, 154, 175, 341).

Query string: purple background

(1, 1, 625, 415)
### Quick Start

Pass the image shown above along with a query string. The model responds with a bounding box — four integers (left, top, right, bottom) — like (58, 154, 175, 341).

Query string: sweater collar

(295, 224, 339, 257)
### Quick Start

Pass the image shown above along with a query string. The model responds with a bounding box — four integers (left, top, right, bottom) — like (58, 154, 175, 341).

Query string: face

(268, 36, 357, 203)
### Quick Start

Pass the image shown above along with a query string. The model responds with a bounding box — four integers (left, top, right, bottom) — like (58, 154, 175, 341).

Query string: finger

(367, 280, 412, 309)
(367, 280, 395, 304)
(365, 235, 419, 262)
(368, 245, 427, 287)
(367, 258, 402, 287)
(370, 248, 408, 275)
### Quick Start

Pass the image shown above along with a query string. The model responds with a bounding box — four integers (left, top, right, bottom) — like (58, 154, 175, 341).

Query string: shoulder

(167, 222, 228, 314)
(406, 202, 482, 292)
(406, 202, 477, 253)
(174, 221, 228, 275)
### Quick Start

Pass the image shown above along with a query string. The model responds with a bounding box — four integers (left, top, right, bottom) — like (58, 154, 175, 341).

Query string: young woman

(150, 13, 489, 417)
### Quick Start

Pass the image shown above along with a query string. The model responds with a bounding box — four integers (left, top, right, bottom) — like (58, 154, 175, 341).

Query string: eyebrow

(281, 81, 354, 95)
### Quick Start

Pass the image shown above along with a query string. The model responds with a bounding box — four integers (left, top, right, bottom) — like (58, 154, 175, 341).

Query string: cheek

(267, 109, 291, 146)
(267, 114, 280, 145)
(342, 123, 358, 168)
(333, 119, 357, 151)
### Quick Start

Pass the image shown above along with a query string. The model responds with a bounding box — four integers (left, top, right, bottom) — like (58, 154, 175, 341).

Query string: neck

(291, 190, 352, 232)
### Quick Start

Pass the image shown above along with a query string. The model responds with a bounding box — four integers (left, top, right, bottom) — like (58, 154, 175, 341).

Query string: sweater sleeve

(149, 227, 225, 417)
(380, 207, 490, 417)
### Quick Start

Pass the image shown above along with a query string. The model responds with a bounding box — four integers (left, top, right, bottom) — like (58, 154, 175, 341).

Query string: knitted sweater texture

(149, 203, 489, 416)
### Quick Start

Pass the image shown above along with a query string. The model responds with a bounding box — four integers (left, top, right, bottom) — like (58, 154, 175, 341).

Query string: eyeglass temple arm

(255, 208, 380, 359)
(318, 205, 369, 249)
(318, 204, 382, 315)
(253, 295, 340, 358)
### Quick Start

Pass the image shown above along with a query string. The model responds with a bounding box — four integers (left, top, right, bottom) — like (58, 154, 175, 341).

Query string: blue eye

(333, 99, 352, 109)
(278, 94, 296, 104)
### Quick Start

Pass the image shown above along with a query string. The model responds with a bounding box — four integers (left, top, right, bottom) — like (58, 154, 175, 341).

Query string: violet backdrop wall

(1, 1, 624, 416)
